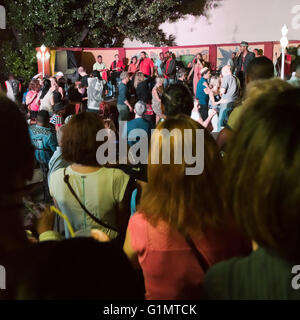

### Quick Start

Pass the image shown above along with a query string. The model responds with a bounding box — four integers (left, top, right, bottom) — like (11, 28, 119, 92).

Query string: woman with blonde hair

(152, 76, 165, 123)
(124, 115, 251, 300)
(204, 80, 300, 299)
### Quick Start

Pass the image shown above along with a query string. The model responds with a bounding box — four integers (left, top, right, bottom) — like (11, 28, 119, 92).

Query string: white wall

(124, 0, 300, 47)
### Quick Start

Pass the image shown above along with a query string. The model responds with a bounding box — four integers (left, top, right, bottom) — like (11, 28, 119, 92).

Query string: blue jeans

(164, 78, 175, 88)
(218, 102, 234, 132)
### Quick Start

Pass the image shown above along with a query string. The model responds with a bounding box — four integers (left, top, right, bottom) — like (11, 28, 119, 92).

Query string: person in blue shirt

(196, 67, 211, 121)
(29, 110, 58, 165)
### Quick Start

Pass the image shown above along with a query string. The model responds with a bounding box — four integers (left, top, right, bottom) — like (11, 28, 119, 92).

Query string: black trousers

(199, 104, 209, 121)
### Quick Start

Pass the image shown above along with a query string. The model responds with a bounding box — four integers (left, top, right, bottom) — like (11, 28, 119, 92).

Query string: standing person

(196, 67, 211, 121)
(117, 71, 133, 122)
(124, 115, 251, 300)
(204, 81, 300, 300)
(50, 102, 65, 130)
(288, 64, 300, 87)
(138, 51, 154, 78)
(155, 52, 165, 77)
(227, 52, 237, 74)
(161, 51, 177, 88)
(128, 56, 139, 76)
(39, 79, 54, 116)
(218, 65, 240, 132)
(93, 55, 107, 79)
(49, 112, 132, 240)
(134, 72, 151, 104)
(5, 73, 21, 102)
(236, 41, 255, 89)
(87, 70, 106, 113)
(188, 53, 205, 95)
(110, 54, 125, 96)
(152, 76, 165, 124)
(26, 79, 41, 120)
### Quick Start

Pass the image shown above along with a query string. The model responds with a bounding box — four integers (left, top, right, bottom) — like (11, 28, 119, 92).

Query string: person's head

(209, 75, 221, 92)
(131, 56, 138, 64)
(36, 110, 50, 126)
(201, 67, 211, 79)
(53, 101, 65, 115)
(134, 72, 145, 88)
(91, 70, 101, 80)
(97, 55, 102, 63)
(245, 56, 274, 84)
(40, 79, 51, 99)
(114, 54, 119, 61)
(155, 76, 164, 87)
(134, 101, 146, 117)
(231, 52, 237, 59)
(161, 84, 194, 117)
(8, 73, 15, 80)
(139, 115, 225, 233)
(225, 80, 300, 263)
(177, 68, 187, 81)
(0, 95, 34, 196)
(120, 71, 130, 84)
(140, 51, 147, 59)
(221, 65, 232, 77)
(165, 51, 170, 59)
(253, 48, 259, 58)
(78, 66, 86, 75)
(196, 53, 203, 61)
(55, 72, 64, 80)
(28, 79, 40, 92)
(240, 41, 249, 53)
(62, 112, 105, 166)
(159, 52, 164, 60)
(56, 125, 65, 147)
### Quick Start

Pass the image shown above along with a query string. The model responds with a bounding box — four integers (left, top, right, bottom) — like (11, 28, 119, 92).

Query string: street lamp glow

(40, 44, 46, 53)
(281, 25, 288, 37)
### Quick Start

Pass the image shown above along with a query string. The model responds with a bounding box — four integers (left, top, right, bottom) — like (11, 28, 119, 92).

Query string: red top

(285, 54, 292, 77)
(128, 63, 138, 74)
(139, 58, 154, 76)
(110, 60, 125, 73)
(128, 212, 251, 300)
(164, 58, 172, 79)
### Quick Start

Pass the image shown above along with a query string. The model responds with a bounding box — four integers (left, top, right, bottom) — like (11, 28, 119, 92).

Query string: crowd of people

(0, 40, 300, 300)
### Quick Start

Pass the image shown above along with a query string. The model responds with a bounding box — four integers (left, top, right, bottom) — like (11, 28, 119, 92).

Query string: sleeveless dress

(152, 86, 163, 119)
(193, 63, 203, 96)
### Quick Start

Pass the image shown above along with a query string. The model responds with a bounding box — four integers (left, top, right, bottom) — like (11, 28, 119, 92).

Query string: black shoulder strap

(185, 234, 210, 272)
(63, 168, 118, 232)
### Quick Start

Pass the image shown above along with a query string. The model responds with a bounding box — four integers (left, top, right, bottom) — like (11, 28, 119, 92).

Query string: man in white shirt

(93, 55, 107, 78)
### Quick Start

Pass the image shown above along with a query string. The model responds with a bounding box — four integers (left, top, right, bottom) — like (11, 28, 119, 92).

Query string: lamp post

(280, 25, 289, 80)
(36, 44, 50, 78)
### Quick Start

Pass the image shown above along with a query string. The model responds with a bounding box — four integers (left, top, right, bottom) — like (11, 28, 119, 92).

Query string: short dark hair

(225, 80, 300, 263)
(246, 56, 274, 81)
(36, 110, 50, 125)
(92, 70, 101, 80)
(62, 112, 105, 166)
(141, 51, 146, 55)
(97, 55, 102, 59)
(161, 84, 193, 117)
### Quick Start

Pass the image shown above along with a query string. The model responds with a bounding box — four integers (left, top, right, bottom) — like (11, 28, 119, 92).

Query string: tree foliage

(6, 0, 222, 48)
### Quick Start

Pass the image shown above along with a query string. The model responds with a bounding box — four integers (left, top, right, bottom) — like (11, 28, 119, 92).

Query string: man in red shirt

(138, 51, 154, 78)
(110, 54, 125, 97)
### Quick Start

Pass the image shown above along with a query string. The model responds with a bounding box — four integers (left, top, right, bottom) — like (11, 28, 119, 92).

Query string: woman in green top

(204, 79, 300, 300)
